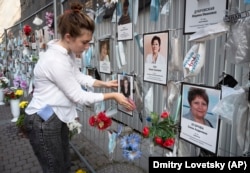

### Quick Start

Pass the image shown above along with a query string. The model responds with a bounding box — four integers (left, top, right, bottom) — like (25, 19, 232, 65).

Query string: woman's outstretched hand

(114, 93, 136, 111)
(93, 79, 118, 89)
(105, 80, 118, 89)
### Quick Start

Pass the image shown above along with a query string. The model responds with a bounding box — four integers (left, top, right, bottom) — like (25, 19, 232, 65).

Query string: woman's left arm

(73, 60, 117, 89)
(93, 80, 118, 89)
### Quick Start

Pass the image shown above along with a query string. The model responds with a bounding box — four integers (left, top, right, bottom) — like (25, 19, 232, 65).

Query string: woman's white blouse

(25, 40, 104, 123)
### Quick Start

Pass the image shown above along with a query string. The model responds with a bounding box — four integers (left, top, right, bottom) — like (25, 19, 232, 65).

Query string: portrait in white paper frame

(117, 0, 133, 41)
(184, 0, 228, 34)
(117, 74, 134, 116)
(180, 82, 221, 154)
(143, 31, 169, 85)
(99, 39, 111, 74)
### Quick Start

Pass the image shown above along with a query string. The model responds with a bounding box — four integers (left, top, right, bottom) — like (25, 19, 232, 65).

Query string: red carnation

(162, 138, 175, 147)
(142, 126, 150, 137)
(88, 115, 96, 126)
(160, 111, 169, 119)
(88, 112, 112, 130)
(154, 136, 163, 145)
(23, 25, 32, 36)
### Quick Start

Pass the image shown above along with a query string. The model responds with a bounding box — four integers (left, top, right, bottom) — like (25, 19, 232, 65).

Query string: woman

(24, 2, 134, 172)
(145, 35, 166, 64)
(183, 87, 213, 127)
(120, 76, 131, 99)
(99, 41, 109, 61)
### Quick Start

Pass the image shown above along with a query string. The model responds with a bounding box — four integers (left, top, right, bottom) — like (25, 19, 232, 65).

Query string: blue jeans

(24, 113, 70, 173)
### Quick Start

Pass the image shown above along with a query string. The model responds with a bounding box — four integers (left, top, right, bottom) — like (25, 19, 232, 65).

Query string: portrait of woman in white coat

(145, 35, 166, 64)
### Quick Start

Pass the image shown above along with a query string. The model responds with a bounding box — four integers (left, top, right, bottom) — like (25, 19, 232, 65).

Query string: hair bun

(70, 2, 83, 12)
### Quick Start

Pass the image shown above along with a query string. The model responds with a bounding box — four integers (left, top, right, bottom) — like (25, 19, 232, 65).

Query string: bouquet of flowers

(89, 111, 112, 130)
(45, 12, 54, 36)
(4, 87, 24, 101)
(4, 76, 27, 101)
(19, 101, 28, 114)
(0, 76, 9, 88)
(67, 118, 82, 139)
(16, 101, 29, 129)
(142, 111, 178, 148)
(13, 76, 28, 89)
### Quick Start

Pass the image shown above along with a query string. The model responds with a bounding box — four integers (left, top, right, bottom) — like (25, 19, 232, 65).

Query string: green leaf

(150, 112, 159, 124)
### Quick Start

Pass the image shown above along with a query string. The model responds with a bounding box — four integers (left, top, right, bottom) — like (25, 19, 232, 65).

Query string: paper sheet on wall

(118, 41, 127, 66)
(115, 45, 122, 69)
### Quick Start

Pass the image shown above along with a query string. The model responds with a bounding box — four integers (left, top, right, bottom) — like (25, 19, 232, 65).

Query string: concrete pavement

(0, 104, 94, 173)
(0, 104, 146, 173)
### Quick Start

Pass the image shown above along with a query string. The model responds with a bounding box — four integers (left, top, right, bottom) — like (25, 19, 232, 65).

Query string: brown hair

(99, 40, 109, 53)
(57, 1, 95, 38)
(120, 76, 131, 98)
(187, 87, 209, 106)
(151, 36, 161, 46)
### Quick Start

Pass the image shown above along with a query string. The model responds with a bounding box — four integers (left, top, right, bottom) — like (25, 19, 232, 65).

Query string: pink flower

(45, 12, 54, 35)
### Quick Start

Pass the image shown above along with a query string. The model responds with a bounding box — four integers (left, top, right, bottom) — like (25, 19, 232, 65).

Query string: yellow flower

(75, 169, 86, 173)
(15, 89, 24, 96)
(19, 101, 28, 109)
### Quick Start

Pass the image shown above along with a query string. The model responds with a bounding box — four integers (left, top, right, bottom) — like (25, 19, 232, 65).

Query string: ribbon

(134, 32, 143, 54)
(150, 0, 160, 22)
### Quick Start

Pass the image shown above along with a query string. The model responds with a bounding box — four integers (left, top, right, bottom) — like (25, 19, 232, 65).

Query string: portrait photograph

(184, 0, 228, 34)
(99, 39, 111, 74)
(143, 31, 169, 85)
(117, 73, 134, 116)
(117, 0, 133, 41)
(180, 82, 221, 154)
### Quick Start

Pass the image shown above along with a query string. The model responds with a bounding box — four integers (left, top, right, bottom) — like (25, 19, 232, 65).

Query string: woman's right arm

(103, 92, 134, 111)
